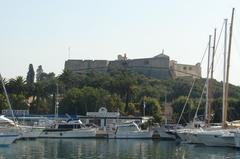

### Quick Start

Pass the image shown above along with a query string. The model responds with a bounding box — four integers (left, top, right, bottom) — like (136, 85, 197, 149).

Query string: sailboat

(193, 8, 237, 147)
(177, 8, 238, 147)
(0, 74, 45, 141)
(176, 33, 214, 144)
(0, 74, 21, 145)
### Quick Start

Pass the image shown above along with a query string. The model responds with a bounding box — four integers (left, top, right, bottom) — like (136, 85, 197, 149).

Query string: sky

(1, 0, 240, 85)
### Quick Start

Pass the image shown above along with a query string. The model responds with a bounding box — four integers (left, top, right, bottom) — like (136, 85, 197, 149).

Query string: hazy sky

(1, 0, 240, 85)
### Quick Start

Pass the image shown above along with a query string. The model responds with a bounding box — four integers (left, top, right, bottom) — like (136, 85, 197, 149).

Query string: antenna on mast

(68, 46, 71, 59)
(55, 83, 59, 119)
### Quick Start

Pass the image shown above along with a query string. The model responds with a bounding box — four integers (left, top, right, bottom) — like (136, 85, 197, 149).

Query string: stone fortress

(64, 53, 201, 79)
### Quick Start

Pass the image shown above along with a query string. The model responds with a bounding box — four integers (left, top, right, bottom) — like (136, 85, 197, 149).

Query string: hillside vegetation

(1, 67, 240, 124)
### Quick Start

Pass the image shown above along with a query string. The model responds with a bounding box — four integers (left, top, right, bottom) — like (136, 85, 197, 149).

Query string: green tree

(172, 96, 194, 124)
(110, 71, 137, 113)
(128, 103, 136, 115)
(6, 76, 26, 95)
(36, 65, 43, 82)
(144, 97, 161, 115)
(9, 94, 29, 110)
(26, 64, 35, 84)
(0, 94, 8, 111)
(58, 69, 80, 91)
(104, 94, 125, 113)
(60, 87, 109, 115)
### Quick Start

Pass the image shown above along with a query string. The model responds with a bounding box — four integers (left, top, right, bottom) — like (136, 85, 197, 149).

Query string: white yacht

(234, 129, 240, 148)
(192, 10, 237, 147)
(176, 121, 204, 143)
(110, 121, 153, 139)
(195, 129, 236, 147)
(39, 119, 97, 138)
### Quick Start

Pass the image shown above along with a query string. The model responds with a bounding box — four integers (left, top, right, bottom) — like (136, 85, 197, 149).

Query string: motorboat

(39, 119, 97, 138)
(110, 121, 153, 139)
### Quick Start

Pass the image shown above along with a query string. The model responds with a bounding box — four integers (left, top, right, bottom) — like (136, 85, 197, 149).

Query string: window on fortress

(144, 60, 149, 65)
(183, 67, 187, 70)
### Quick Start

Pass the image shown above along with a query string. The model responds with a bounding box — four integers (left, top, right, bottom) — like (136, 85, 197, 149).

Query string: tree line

(1, 64, 240, 124)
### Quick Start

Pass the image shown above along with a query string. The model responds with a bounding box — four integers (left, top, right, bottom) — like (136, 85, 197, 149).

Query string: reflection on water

(0, 139, 239, 159)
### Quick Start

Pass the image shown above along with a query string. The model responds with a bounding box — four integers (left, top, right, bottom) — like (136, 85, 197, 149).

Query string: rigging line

(177, 41, 209, 126)
(194, 79, 207, 121)
(210, 21, 224, 75)
(196, 44, 219, 122)
(177, 32, 222, 126)
(199, 23, 224, 76)
(0, 74, 16, 123)
(200, 43, 209, 64)
(215, 21, 225, 53)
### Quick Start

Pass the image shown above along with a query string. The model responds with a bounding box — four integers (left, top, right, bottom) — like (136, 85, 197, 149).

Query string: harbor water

(0, 139, 240, 159)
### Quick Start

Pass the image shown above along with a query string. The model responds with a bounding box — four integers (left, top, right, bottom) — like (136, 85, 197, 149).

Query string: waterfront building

(82, 107, 152, 130)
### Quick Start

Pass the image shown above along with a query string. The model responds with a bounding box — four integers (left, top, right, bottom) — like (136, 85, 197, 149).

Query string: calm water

(0, 139, 240, 159)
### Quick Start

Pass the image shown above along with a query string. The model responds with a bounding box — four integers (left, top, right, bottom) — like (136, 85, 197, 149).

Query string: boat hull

(111, 131, 152, 139)
(39, 128, 97, 138)
(196, 130, 235, 147)
(19, 126, 45, 139)
(0, 133, 19, 146)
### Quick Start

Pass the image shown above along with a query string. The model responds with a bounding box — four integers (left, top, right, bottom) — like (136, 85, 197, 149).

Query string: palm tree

(6, 76, 26, 95)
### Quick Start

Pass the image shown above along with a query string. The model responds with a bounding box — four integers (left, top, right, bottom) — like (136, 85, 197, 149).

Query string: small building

(82, 107, 152, 130)
(170, 60, 201, 79)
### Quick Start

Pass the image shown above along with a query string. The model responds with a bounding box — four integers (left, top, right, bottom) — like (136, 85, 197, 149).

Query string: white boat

(0, 116, 47, 139)
(234, 129, 240, 148)
(176, 121, 204, 143)
(39, 119, 97, 138)
(18, 125, 45, 139)
(110, 121, 153, 139)
(193, 10, 237, 147)
(177, 9, 238, 147)
(0, 133, 19, 146)
(0, 115, 21, 146)
(196, 129, 236, 147)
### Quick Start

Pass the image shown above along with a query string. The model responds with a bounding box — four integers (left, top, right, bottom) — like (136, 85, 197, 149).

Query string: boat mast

(208, 29, 216, 127)
(222, 19, 228, 127)
(55, 83, 59, 118)
(205, 35, 211, 125)
(223, 8, 235, 128)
